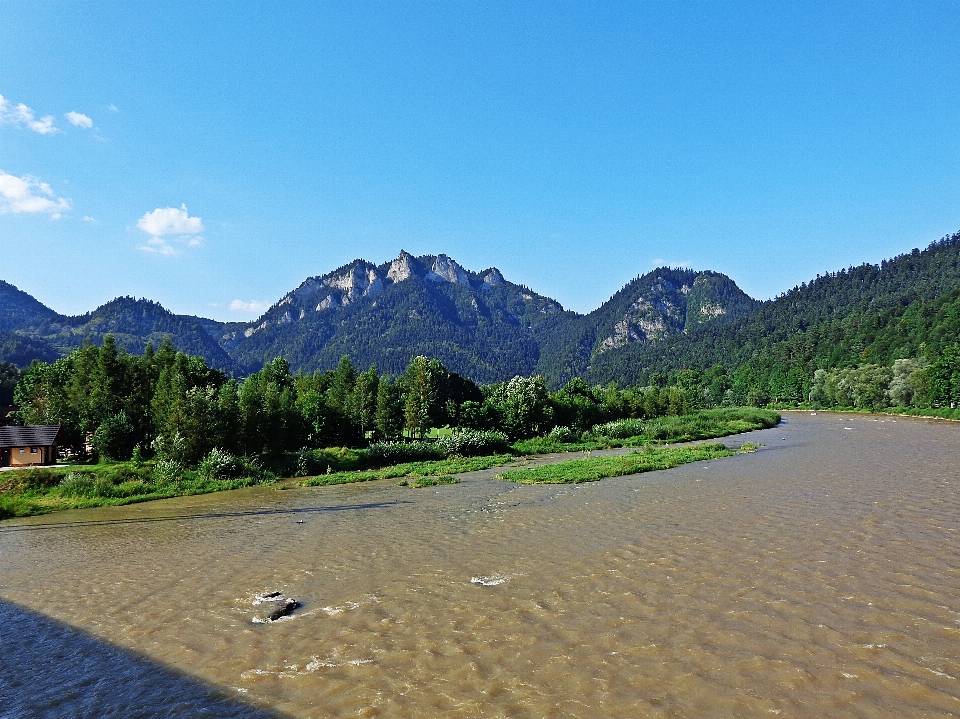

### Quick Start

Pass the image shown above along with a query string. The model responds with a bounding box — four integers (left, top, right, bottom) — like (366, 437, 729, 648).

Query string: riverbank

(0, 407, 779, 519)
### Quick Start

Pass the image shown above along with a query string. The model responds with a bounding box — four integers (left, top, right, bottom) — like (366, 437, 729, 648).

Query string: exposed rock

(480, 268, 505, 289)
(252, 591, 302, 623)
(317, 294, 339, 311)
(322, 264, 384, 305)
(425, 254, 470, 285)
(387, 250, 418, 283)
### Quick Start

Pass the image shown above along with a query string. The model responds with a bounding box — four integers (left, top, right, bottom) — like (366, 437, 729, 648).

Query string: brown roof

(0, 425, 64, 448)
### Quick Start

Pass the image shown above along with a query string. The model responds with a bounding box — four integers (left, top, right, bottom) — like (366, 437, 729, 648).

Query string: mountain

(583, 232, 960, 389)
(532, 267, 759, 386)
(10, 235, 956, 393)
(0, 252, 757, 385)
(221, 252, 571, 382)
(0, 280, 61, 332)
(218, 252, 755, 383)
(0, 291, 242, 373)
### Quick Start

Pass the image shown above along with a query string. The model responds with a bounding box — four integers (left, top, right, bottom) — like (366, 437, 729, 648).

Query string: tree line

(11, 336, 727, 466)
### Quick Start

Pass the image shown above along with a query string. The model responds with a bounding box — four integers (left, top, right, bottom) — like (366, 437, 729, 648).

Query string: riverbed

(2, 413, 959, 718)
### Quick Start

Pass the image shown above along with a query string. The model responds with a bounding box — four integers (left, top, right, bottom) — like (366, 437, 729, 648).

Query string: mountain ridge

(0, 251, 754, 383)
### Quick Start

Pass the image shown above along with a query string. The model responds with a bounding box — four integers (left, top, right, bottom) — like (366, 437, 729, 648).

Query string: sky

(2, 1, 960, 321)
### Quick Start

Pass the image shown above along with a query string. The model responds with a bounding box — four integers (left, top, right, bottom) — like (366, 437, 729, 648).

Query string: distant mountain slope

(0, 252, 762, 384)
(223, 252, 571, 382)
(534, 268, 759, 386)
(585, 232, 960, 386)
(15, 232, 954, 392)
(0, 280, 62, 332)
(0, 288, 240, 373)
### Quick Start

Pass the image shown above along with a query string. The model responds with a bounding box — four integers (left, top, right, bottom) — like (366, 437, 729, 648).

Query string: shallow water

(2, 413, 960, 718)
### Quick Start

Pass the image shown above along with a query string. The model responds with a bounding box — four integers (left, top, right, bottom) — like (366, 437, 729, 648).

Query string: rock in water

(267, 598, 301, 621)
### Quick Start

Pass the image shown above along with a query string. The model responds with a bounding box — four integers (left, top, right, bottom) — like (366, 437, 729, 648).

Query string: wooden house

(0, 425, 65, 467)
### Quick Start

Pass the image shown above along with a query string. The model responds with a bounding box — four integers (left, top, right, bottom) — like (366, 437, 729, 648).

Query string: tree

(349, 365, 380, 438)
(375, 379, 404, 439)
(404, 356, 435, 439)
(491, 375, 554, 439)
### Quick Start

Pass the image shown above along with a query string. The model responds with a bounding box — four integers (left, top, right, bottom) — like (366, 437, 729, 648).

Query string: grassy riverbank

(300, 455, 513, 487)
(0, 463, 274, 519)
(0, 407, 779, 519)
(497, 443, 756, 484)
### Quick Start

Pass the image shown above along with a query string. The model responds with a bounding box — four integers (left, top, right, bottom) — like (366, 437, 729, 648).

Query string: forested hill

(533, 268, 758, 386)
(0, 292, 243, 374)
(586, 232, 960, 390)
(3, 235, 959, 394)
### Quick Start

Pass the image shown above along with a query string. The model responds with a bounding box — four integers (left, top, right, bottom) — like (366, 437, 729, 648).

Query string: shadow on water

(0, 500, 413, 533)
(0, 599, 289, 719)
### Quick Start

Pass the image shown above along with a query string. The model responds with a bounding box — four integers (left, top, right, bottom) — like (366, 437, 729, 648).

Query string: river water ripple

(2, 413, 959, 718)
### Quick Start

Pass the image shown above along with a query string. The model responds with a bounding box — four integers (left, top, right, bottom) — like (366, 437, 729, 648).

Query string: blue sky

(2, 1, 960, 321)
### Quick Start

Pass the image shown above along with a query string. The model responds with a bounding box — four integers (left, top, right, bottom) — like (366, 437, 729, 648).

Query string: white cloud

(83, 215, 96, 222)
(138, 237, 178, 256)
(137, 204, 204, 237)
(230, 299, 270, 313)
(0, 94, 59, 134)
(0, 171, 71, 217)
(65, 111, 93, 128)
(136, 204, 204, 256)
(108, 104, 119, 112)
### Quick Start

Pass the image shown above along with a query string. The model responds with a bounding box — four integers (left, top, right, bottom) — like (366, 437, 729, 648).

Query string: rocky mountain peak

(387, 250, 417, 283)
(480, 268, 505, 289)
(425, 254, 470, 285)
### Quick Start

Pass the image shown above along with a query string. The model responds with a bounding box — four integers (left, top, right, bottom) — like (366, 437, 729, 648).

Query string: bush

(57, 472, 117, 498)
(152, 458, 184, 484)
(548, 426, 579, 443)
(592, 418, 645, 439)
(198, 447, 245, 480)
(367, 440, 444, 464)
(436, 430, 510, 457)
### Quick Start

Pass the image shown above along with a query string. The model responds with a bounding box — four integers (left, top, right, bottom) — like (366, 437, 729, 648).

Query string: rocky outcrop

(480, 268, 505, 289)
(425, 254, 470, 285)
(597, 271, 747, 353)
(387, 250, 417, 283)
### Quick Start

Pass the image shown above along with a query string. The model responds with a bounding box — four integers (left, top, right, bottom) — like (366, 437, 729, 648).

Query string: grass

(496, 442, 755, 484)
(301, 454, 514, 487)
(397, 475, 460, 488)
(0, 462, 274, 519)
(512, 408, 779, 454)
(0, 408, 778, 519)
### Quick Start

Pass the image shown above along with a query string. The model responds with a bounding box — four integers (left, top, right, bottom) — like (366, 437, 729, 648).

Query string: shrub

(592, 418, 645, 439)
(152, 458, 184, 484)
(436, 430, 509, 457)
(547, 426, 579, 443)
(198, 447, 244, 480)
(57, 472, 117, 498)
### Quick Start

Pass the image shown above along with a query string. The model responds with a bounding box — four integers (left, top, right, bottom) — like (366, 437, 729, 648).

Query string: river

(2, 413, 959, 718)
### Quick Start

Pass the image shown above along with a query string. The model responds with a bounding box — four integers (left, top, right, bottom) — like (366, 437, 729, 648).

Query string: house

(0, 425, 65, 468)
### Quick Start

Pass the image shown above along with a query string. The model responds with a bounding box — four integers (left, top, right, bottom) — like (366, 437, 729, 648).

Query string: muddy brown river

(2, 413, 960, 718)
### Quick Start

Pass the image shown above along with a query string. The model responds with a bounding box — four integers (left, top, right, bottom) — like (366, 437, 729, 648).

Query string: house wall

(9, 446, 46, 466)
